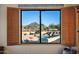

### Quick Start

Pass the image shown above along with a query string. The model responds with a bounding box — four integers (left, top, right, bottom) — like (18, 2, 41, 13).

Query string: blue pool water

(41, 35, 49, 42)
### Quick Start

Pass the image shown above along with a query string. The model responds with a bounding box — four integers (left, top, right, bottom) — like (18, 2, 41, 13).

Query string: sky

(22, 10, 60, 26)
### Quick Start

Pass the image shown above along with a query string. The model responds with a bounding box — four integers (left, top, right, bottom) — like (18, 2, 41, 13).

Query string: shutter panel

(75, 6, 79, 53)
(7, 7, 20, 45)
(61, 7, 76, 46)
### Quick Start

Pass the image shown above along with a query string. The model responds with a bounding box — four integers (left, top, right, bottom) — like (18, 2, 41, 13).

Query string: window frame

(20, 9, 61, 44)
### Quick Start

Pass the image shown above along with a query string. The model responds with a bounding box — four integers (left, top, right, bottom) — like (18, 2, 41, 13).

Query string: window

(7, 7, 75, 46)
(21, 10, 61, 44)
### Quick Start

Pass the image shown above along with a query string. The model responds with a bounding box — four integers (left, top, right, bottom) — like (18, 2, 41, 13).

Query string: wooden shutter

(61, 7, 76, 46)
(75, 6, 79, 53)
(7, 7, 20, 45)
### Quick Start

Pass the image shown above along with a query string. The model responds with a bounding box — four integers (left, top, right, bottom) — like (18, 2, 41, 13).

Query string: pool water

(41, 35, 49, 43)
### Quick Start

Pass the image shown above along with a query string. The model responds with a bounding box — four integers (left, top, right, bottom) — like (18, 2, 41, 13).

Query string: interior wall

(0, 4, 18, 46)
(18, 4, 64, 9)
(64, 4, 79, 7)
(5, 44, 64, 54)
(0, 4, 66, 54)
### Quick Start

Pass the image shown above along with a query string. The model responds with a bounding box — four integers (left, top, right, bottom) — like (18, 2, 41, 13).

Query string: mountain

(22, 22, 60, 32)
(22, 22, 47, 32)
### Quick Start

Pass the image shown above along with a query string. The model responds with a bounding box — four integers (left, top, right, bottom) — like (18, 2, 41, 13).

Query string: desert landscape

(22, 22, 60, 43)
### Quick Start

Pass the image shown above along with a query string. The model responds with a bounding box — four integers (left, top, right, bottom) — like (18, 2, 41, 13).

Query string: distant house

(47, 28, 60, 36)
(53, 31, 60, 35)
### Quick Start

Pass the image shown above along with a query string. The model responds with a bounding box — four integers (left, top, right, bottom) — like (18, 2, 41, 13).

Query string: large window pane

(21, 10, 61, 44)
(41, 11, 61, 43)
(22, 11, 40, 43)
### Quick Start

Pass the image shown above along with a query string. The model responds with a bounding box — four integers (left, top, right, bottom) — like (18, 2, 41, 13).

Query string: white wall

(18, 4, 64, 9)
(0, 4, 65, 54)
(5, 44, 64, 54)
(64, 4, 79, 7)
(0, 4, 18, 46)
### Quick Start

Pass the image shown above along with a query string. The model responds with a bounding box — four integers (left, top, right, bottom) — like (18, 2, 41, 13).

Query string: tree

(55, 24, 60, 30)
(49, 24, 55, 29)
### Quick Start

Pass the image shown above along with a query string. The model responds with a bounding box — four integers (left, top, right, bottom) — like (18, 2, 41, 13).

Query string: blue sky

(22, 10, 60, 26)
